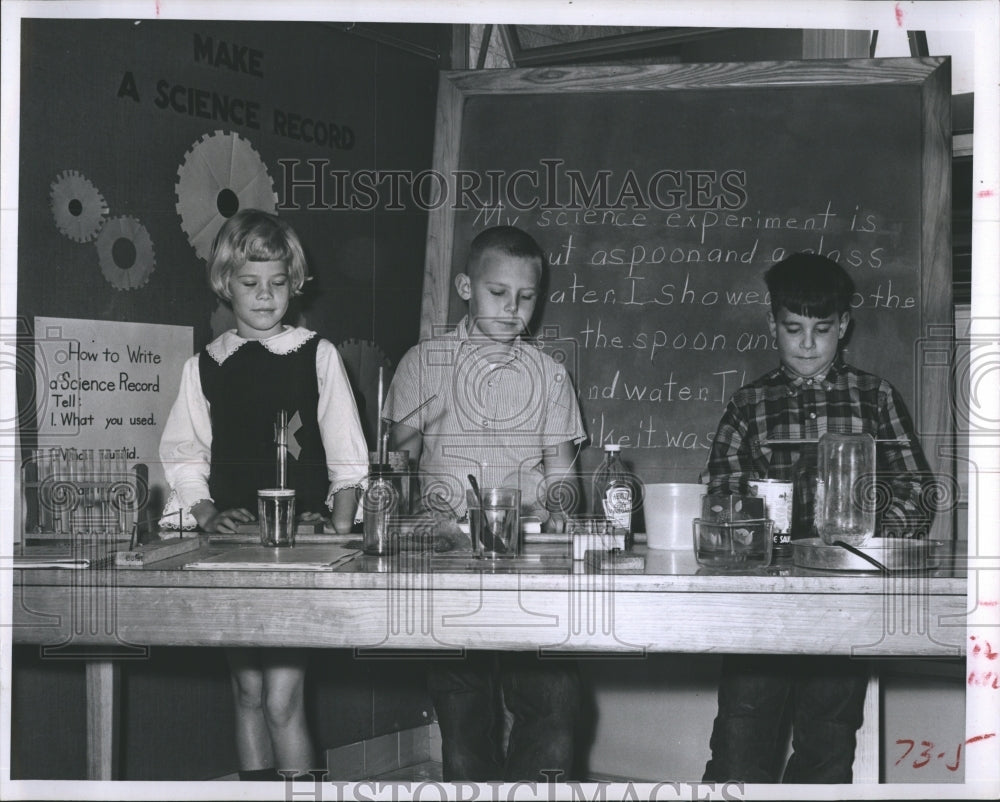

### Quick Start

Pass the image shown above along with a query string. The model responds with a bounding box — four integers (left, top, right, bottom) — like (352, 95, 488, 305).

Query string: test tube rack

(21, 448, 149, 540)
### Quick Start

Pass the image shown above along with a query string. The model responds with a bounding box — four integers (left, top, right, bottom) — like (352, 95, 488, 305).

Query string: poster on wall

(31, 316, 191, 536)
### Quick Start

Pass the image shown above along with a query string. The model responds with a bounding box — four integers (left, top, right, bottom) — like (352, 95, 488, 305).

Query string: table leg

(85, 659, 120, 780)
(852, 670, 880, 783)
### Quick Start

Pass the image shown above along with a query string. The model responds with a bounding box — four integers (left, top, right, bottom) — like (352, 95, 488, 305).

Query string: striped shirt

(706, 359, 932, 535)
(384, 316, 586, 515)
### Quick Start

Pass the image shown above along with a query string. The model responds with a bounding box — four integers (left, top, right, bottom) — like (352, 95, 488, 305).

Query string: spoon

(468, 474, 506, 554)
(833, 539, 891, 575)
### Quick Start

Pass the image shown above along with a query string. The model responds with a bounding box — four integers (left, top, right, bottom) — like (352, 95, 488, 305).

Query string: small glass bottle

(592, 444, 635, 549)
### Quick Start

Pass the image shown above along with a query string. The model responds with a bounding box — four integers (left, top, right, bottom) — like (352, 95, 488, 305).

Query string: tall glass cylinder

(363, 464, 402, 555)
(815, 432, 876, 546)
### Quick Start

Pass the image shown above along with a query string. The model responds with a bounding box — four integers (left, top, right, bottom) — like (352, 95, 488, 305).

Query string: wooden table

(10, 537, 967, 780)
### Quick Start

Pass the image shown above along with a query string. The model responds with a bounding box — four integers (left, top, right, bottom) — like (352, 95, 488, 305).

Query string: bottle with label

(592, 444, 635, 549)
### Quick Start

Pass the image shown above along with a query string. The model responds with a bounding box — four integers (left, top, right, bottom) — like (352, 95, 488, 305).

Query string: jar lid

(258, 488, 295, 498)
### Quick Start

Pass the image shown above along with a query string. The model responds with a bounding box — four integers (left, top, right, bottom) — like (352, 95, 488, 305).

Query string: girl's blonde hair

(207, 209, 309, 300)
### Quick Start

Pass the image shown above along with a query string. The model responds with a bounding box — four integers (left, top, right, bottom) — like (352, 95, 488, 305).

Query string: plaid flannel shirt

(707, 358, 933, 536)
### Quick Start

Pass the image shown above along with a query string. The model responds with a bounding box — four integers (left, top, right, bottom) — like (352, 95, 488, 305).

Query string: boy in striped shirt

(385, 226, 586, 781)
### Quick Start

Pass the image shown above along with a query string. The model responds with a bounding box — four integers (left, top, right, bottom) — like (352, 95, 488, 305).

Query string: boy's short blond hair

(207, 209, 309, 300)
(466, 225, 545, 279)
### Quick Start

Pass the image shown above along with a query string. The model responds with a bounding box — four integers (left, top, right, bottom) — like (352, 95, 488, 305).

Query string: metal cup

(258, 488, 296, 547)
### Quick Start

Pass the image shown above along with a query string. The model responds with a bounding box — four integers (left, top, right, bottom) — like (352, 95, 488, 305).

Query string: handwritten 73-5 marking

(894, 733, 996, 772)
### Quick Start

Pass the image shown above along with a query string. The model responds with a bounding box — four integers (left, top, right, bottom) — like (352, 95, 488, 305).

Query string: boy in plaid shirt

(702, 252, 932, 783)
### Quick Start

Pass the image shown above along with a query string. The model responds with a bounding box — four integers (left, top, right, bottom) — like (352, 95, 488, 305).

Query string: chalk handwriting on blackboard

(426, 61, 952, 486)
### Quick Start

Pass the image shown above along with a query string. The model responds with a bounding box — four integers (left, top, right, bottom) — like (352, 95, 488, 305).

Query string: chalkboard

(420, 59, 952, 490)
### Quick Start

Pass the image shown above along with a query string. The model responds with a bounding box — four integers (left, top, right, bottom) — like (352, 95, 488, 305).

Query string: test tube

(34, 449, 49, 532)
(99, 450, 110, 534)
(65, 448, 78, 533)
(82, 449, 93, 533)
(124, 448, 141, 534)
(49, 448, 65, 533)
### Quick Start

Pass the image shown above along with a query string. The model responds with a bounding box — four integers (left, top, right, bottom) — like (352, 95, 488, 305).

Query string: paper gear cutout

(95, 216, 156, 290)
(50, 170, 109, 242)
(175, 130, 278, 261)
(336, 338, 394, 442)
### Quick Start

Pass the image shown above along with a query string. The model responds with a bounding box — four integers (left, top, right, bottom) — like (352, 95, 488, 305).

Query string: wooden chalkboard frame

(419, 58, 952, 516)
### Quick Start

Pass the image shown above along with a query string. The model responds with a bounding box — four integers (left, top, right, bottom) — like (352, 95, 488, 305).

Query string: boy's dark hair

(467, 226, 546, 275)
(764, 253, 855, 318)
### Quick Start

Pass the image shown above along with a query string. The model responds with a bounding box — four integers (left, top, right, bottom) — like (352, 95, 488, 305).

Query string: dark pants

(428, 651, 579, 782)
(703, 654, 869, 784)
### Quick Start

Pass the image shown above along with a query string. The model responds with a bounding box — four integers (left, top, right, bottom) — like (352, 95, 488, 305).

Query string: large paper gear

(175, 130, 278, 261)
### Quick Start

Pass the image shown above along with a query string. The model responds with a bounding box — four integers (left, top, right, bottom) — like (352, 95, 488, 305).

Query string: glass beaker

(468, 487, 521, 559)
(258, 488, 296, 547)
(815, 432, 876, 546)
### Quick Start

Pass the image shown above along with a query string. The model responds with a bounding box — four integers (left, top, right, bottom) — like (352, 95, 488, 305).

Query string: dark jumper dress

(199, 334, 328, 513)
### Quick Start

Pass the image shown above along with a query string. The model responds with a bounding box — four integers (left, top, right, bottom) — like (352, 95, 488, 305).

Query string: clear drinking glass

(815, 432, 877, 546)
(469, 488, 521, 559)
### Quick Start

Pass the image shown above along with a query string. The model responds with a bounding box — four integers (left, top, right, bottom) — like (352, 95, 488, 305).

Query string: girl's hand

(202, 507, 254, 533)
(298, 511, 327, 524)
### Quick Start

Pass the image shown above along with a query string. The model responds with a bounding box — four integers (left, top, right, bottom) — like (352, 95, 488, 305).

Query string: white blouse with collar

(158, 326, 368, 526)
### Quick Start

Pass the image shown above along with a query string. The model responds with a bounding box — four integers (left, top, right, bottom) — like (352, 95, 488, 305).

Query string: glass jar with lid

(815, 432, 877, 546)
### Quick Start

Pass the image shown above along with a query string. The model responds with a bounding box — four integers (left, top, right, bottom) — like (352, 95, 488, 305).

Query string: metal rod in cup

(276, 409, 288, 489)
(391, 394, 438, 429)
(380, 425, 390, 469)
(376, 367, 385, 464)
(378, 394, 437, 475)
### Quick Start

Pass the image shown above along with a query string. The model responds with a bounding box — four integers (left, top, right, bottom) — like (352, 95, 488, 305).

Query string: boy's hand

(544, 510, 568, 534)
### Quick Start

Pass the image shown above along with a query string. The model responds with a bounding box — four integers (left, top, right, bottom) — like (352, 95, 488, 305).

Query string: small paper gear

(50, 170, 108, 242)
(175, 129, 278, 261)
(94, 217, 156, 290)
(95, 216, 156, 290)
